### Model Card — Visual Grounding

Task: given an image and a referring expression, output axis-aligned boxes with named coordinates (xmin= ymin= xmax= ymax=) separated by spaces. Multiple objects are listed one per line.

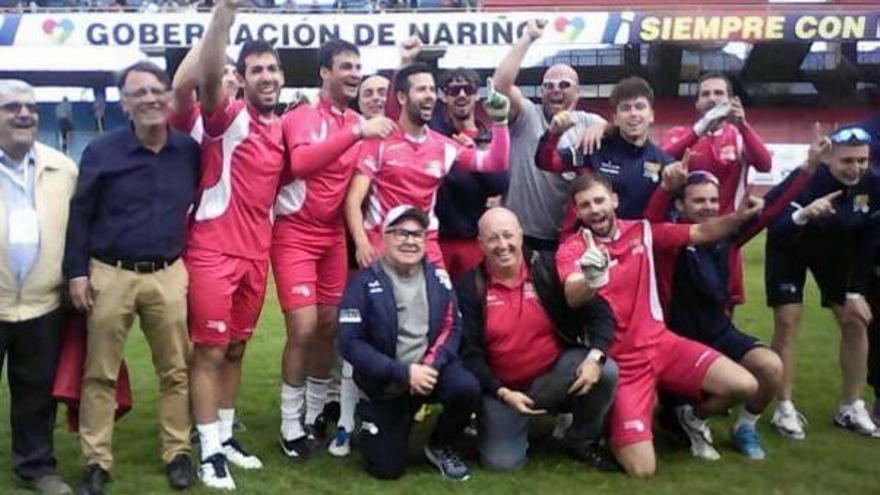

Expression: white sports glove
xmin=693 ymin=102 xmax=730 ymax=136
xmin=578 ymin=230 xmax=610 ymax=289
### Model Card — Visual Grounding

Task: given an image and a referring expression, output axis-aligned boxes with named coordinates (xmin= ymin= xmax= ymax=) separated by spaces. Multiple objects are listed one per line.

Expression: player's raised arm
xmin=198 ymin=0 xmax=239 ymax=114
xmin=492 ymin=19 xmax=545 ymax=123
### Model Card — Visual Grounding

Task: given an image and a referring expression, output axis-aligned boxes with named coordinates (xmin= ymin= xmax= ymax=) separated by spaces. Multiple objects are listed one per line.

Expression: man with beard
xmin=661 ymin=73 xmax=772 ymax=309
xmin=536 ymin=77 xmax=681 ymax=230
xmin=492 ymin=20 xmax=605 ymax=251
xmin=556 ymin=174 xmax=761 ymax=477
xmin=345 ymin=63 xmax=511 ymax=270
xmin=273 ymin=38 xmax=397 ymax=460
xmin=182 ymin=0 xmax=288 ymax=489
xmin=765 ymin=126 xmax=880 ymax=440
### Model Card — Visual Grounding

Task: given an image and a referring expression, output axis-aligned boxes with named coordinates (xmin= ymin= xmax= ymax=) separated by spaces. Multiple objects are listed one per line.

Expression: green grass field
xmin=1 ymin=233 xmax=878 ymax=495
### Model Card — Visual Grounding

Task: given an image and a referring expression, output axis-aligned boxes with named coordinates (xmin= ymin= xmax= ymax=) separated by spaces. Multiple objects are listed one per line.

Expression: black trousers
xmin=0 ymin=309 xmax=63 ymax=481
xmin=356 ymin=360 xmax=480 ymax=480
xmin=868 ymin=281 xmax=880 ymax=398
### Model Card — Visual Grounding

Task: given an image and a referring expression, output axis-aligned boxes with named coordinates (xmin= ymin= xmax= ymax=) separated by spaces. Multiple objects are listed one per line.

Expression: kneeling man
xmin=338 ymin=205 xmax=479 ymax=481
xmin=457 ymin=207 xmax=619 ymax=471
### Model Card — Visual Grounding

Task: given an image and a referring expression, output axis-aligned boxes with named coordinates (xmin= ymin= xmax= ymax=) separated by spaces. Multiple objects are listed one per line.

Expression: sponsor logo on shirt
xmin=598 ymin=160 xmax=620 ymax=176
xmin=643 ymin=161 xmax=661 ymax=183
xmin=339 ymin=308 xmax=362 ymax=324
xmin=368 ymin=280 xmax=384 ymax=294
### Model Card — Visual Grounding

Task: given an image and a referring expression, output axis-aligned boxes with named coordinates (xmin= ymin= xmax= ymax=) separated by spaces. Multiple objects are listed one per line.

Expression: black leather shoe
xmin=165 ymin=454 xmax=195 ymax=490
xmin=75 ymin=464 xmax=109 ymax=495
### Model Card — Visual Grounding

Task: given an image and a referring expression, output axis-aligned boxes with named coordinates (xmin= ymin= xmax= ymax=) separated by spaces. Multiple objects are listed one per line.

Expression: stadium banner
xmin=1 ymin=10 xmax=878 ymax=49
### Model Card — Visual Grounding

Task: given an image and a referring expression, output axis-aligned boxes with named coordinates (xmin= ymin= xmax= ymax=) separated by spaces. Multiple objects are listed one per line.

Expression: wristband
xmin=846 ymin=292 xmax=864 ymax=301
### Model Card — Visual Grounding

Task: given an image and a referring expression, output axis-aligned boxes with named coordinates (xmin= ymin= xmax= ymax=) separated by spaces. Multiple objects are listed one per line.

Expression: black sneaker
xmin=76 ymin=464 xmax=109 ymax=495
xmin=565 ymin=440 xmax=621 ymax=472
xmin=165 ymin=454 xmax=195 ymax=490
xmin=280 ymin=433 xmax=313 ymax=460
xmin=423 ymin=445 xmax=471 ymax=481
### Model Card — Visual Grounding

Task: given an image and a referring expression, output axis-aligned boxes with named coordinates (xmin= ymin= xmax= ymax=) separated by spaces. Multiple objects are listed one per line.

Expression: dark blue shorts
xmin=711 ymin=327 xmax=762 ymax=363
xmin=765 ymin=239 xmax=847 ymax=308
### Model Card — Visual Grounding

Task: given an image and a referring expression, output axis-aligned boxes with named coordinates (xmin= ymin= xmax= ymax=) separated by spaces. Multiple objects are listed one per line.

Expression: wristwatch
xmin=586 ymin=348 xmax=607 ymax=365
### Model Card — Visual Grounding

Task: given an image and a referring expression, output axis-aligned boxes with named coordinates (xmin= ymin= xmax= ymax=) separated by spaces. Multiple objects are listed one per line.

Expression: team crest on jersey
xmin=339 ymin=308 xmax=362 ymax=324
xmin=853 ymin=194 xmax=869 ymax=214
xmin=486 ymin=293 xmax=505 ymax=307
xmin=629 ymin=237 xmax=644 ymax=255
xmin=598 ymin=160 xmax=620 ymax=176
xmin=425 ymin=160 xmax=444 ymax=178
xmin=643 ymin=161 xmax=661 ymax=183
xmin=368 ymin=280 xmax=384 ymax=294
xmin=523 ymin=282 xmax=538 ymax=300
xmin=720 ymin=144 xmax=737 ymax=162
xmin=434 ymin=268 xmax=452 ymax=290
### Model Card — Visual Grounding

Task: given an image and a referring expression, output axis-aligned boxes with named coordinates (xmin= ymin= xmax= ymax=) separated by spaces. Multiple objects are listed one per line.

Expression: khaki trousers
xmin=79 ymin=259 xmax=191 ymax=470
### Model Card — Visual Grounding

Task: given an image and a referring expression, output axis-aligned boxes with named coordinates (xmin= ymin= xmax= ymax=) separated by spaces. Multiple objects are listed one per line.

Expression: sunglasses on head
xmin=542 ymin=79 xmax=576 ymax=91
xmin=1 ymin=101 xmax=38 ymax=114
xmin=831 ymin=127 xmax=871 ymax=145
xmin=443 ymin=84 xmax=477 ymax=97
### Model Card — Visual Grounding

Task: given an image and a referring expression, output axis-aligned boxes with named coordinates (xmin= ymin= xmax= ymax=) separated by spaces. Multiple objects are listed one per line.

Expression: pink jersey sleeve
xmin=661 ymin=126 xmax=699 ymax=159
xmin=453 ymin=124 xmax=510 ymax=173
xmin=738 ymin=123 xmax=772 ymax=172
xmin=202 ymin=96 xmax=242 ymax=139
xmin=354 ymin=139 xmax=383 ymax=179
xmin=169 ymin=104 xmax=200 ymax=135
xmin=282 ymin=107 xmax=360 ymax=179
xmin=650 ymin=222 xmax=692 ymax=251
xmin=555 ymin=234 xmax=585 ymax=283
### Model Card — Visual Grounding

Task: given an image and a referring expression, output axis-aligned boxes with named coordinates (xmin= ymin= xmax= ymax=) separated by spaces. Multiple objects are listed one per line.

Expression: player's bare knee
xmin=624 ymin=460 xmax=656 ymax=479
xmin=225 ymin=341 xmax=247 ymax=362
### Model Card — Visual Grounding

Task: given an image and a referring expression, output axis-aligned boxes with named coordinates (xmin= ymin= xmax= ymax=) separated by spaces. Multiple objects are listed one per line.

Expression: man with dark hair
xmin=661 ymin=71 xmax=772 ymax=309
xmin=536 ymin=76 xmax=681 ymax=230
xmin=181 ymin=0 xmax=288 ymax=489
xmin=385 ymin=39 xmax=509 ymax=280
xmin=64 ymin=60 xmax=200 ymax=494
xmin=170 ymin=43 xmax=241 ymax=142
xmin=273 ymin=37 xmax=396 ymax=460
xmin=765 ymin=126 xmax=880 ymax=440
xmin=492 ymin=20 xmax=605 ymax=251
xmin=345 ymin=62 xmax=511 ymax=270
xmin=556 ymin=173 xmax=761 ymax=477
xmin=456 ymin=207 xmax=618 ymax=471
xmin=643 ymin=128 xmax=826 ymax=459
xmin=0 ymin=79 xmax=78 ymax=495
xmin=355 ymin=75 xmax=390 ymax=119
xmin=338 ymin=205 xmax=479 ymax=481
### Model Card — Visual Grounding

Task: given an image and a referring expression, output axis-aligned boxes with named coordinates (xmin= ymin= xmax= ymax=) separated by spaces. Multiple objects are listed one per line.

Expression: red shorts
xmin=185 ymin=247 xmax=269 ymax=346
xmin=366 ymin=228 xmax=445 ymax=269
xmin=608 ymin=331 xmax=721 ymax=449
xmin=271 ymin=231 xmax=347 ymax=311
xmin=439 ymin=238 xmax=484 ymax=281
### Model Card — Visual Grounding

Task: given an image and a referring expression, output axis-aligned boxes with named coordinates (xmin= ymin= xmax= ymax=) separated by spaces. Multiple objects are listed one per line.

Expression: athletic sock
xmin=777 ymin=400 xmax=795 ymax=413
xmin=734 ymin=408 xmax=760 ymax=430
xmin=281 ymin=383 xmax=306 ymax=440
xmin=218 ymin=408 xmax=235 ymax=443
xmin=197 ymin=422 xmax=222 ymax=461
xmin=339 ymin=362 xmax=357 ymax=433
xmin=305 ymin=376 xmax=331 ymax=426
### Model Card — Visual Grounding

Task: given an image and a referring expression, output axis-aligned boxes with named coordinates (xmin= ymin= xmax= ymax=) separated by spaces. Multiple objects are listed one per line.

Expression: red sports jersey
xmin=169 ymin=103 xmax=205 ymax=143
xmin=484 ymin=264 xmax=562 ymax=390
xmin=556 ymin=220 xmax=691 ymax=357
xmin=274 ymin=98 xmax=362 ymax=236
xmin=661 ymin=122 xmax=772 ymax=214
xmin=355 ymin=125 xmax=509 ymax=232
xmin=187 ymin=97 xmax=285 ymax=260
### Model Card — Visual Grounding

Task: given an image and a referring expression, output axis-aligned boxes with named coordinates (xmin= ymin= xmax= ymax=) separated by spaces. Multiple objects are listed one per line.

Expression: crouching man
xmin=456 ymin=207 xmax=619 ymax=471
xmin=338 ymin=205 xmax=479 ymax=481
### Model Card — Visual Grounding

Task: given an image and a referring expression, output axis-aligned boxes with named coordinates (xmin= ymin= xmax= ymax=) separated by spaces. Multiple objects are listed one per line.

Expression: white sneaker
xmin=327 ymin=427 xmax=351 ymax=457
xmin=552 ymin=413 xmax=573 ymax=440
xmin=771 ymin=402 xmax=807 ymax=440
xmin=675 ymin=405 xmax=721 ymax=461
xmin=834 ymin=400 xmax=880 ymax=438
xmin=199 ymin=453 xmax=236 ymax=490
xmin=222 ymin=438 xmax=263 ymax=469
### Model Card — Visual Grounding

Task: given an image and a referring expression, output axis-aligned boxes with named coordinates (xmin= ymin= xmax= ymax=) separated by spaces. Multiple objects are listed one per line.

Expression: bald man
xmin=356 ymin=75 xmax=389 ymax=119
xmin=492 ymin=21 xmax=605 ymax=250
xmin=455 ymin=207 xmax=618 ymax=471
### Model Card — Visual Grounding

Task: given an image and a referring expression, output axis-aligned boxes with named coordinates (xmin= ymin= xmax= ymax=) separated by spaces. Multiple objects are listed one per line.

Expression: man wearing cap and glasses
xmin=764 ymin=125 xmax=880 ymax=440
xmin=642 ymin=127 xmax=826 ymax=460
xmin=63 ymin=61 xmax=200 ymax=494
xmin=0 ymin=80 xmax=78 ymax=494
xmin=338 ymin=205 xmax=480 ymax=481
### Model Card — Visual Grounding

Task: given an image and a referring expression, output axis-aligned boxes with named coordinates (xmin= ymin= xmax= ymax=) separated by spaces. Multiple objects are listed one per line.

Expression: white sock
xmin=280 ymin=383 xmax=305 ymax=440
xmin=197 ymin=422 xmax=222 ymax=460
xmin=339 ymin=362 xmax=358 ymax=433
xmin=734 ymin=408 xmax=760 ymax=430
xmin=218 ymin=408 xmax=235 ymax=443
xmin=305 ymin=376 xmax=331 ymax=426
xmin=778 ymin=400 xmax=795 ymax=413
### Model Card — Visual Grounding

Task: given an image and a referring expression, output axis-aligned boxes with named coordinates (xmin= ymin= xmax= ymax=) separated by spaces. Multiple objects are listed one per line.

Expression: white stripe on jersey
xmin=642 ymin=219 xmax=665 ymax=323
xmin=195 ymin=108 xmax=249 ymax=221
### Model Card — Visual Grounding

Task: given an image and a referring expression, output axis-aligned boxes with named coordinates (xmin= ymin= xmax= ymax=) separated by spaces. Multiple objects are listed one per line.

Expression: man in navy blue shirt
xmin=765 ymin=126 xmax=880 ymax=440
xmin=536 ymin=77 xmax=680 ymax=231
xmin=63 ymin=61 xmax=200 ymax=495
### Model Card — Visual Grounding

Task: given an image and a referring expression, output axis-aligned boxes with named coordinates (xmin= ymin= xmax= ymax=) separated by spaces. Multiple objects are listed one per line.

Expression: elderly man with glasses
xmin=63 ymin=61 xmax=200 ymax=495
xmin=0 ymin=79 xmax=78 ymax=494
